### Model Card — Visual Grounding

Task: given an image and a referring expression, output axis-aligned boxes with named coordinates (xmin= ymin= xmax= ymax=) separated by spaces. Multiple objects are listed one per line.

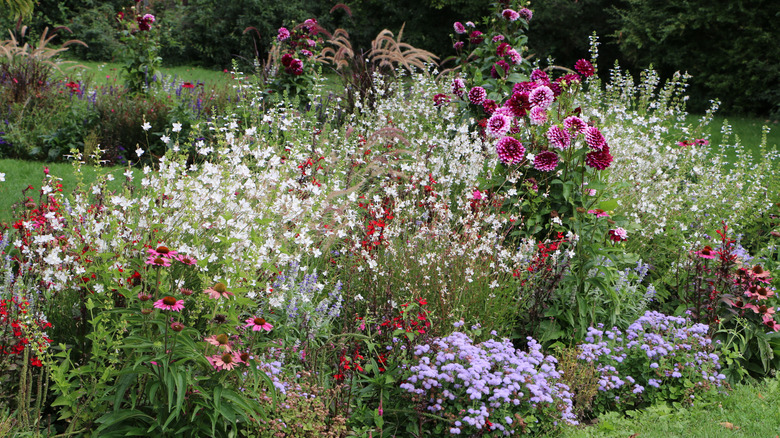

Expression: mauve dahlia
xmin=534 ymin=151 xmax=559 ymax=172
xmin=468 ymin=87 xmax=487 ymax=105
xmin=502 ymin=9 xmax=520 ymax=21
xmin=507 ymin=49 xmax=522 ymax=64
xmin=487 ymin=113 xmax=512 ymax=138
xmin=491 ymin=60 xmax=510 ymax=78
xmin=277 ymin=27 xmax=290 ymax=41
xmin=574 ymin=59 xmax=595 ymax=77
xmin=492 ymin=34 xmax=505 ymax=42
xmin=563 ymin=116 xmax=586 ymax=135
xmin=469 ymin=30 xmax=484 ymax=45
xmin=482 ymin=99 xmax=498 ymax=114
xmin=453 ymin=41 xmax=464 ymax=51
xmin=453 ymin=22 xmax=466 ymax=34
xmin=513 ymin=81 xmax=536 ymax=94
xmin=585 ymin=146 xmax=613 ymax=170
xmin=451 ymin=78 xmax=466 ymax=97
xmin=528 ymin=85 xmax=554 ymax=109
xmin=496 ymin=42 xmax=511 ymax=57
xmin=547 ymin=125 xmax=571 ymax=149
xmin=529 ymin=106 xmax=547 ymax=125
xmin=496 ymin=136 xmax=526 ymax=164
xmin=505 ymin=91 xmax=529 ymax=117
xmin=519 ymin=8 xmax=533 ymax=21
xmin=584 ymin=126 xmax=607 ymax=150
xmin=530 ymin=69 xmax=549 ymax=82
xmin=548 ymin=81 xmax=563 ymax=96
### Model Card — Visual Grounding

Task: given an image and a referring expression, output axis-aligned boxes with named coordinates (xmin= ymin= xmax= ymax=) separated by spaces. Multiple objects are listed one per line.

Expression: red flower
xmin=182 ymin=82 xmax=195 ymax=89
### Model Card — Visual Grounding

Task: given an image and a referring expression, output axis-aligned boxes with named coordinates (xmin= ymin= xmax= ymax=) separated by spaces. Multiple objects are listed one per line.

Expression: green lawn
xmin=562 ymin=377 xmax=780 ymax=437
xmin=689 ymin=113 xmax=780 ymax=165
xmin=0 ymin=160 xmax=137 ymax=226
xmin=55 ymin=59 xmax=235 ymax=90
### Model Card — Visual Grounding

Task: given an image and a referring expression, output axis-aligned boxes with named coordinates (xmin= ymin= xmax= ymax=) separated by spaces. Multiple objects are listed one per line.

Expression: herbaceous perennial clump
xmin=401 ymin=329 xmax=577 ymax=435
xmin=579 ymin=311 xmax=725 ymax=414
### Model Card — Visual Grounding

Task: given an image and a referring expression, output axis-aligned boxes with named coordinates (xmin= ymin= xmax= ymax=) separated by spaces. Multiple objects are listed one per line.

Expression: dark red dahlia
xmin=585 ymin=145 xmax=613 ymax=170
xmin=574 ymin=59 xmax=595 ymax=77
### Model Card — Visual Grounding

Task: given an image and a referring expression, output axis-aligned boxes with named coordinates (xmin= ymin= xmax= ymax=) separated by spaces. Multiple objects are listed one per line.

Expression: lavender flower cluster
xmin=269 ymin=261 xmax=343 ymax=331
xmin=579 ymin=311 xmax=725 ymax=411
xmin=400 ymin=330 xmax=577 ymax=436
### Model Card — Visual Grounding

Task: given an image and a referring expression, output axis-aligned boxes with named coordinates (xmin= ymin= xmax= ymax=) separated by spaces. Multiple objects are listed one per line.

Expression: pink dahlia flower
xmin=451 ymin=78 xmax=466 ymax=97
xmin=547 ymin=125 xmax=571 ymax=149
xmin=502 ymin=9 xmax=520 ymax=21
xmin=277 ymin=27 xmax=290 ymax=41
xmin=534 ymin=151 xmax=559 ymax=172
xmin=496 ymin=136 xmax=526 ymax=164
xmin=528 ymin=85 xmax=554 ymax=109
xmin=453 ymin=22 xmax=466 ymax=34
xmin=585 ymin=146 xmax=613 ymax=170
xmin=487 ymin=113 xmax=512 ymax=138
xmin=529 ymin=106 xmax=547 ymax=125
xmin=575 ymin=59 xmax=595 ymax=77
xmin=608 ymin=227 xmax=628 ymax=242
xmin=563 ymin=116 xmax=587 ymax=135
xmin=584 ymin=126 xmax=607 ymax=150
xmin=468 ymin=87 xmax=487 ymax=105
xmin=519 ymin=8 xmax=533 ymax=21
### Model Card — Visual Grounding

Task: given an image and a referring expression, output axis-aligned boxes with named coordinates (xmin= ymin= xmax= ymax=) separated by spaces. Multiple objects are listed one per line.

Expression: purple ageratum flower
xmin=575 ymin=59 xmax=595 ymax=77
xmin=502 ymin=9 xmax=520 ymax=21
xmin=528 ymin=85 xmax=554 ymax=109
xmin=547 ymin=125 xmax=571 ymax=149
xmin=468 ymin=87 xmax=487 ymax=105
xmin=496 ymin=136 xmax=525 ymax=164
xmin=277 ymin=27 xmax=290 ymax=41
xmin=453 ymin=22 xmax=466 ymax=34
xmin=487 ymin=113 xmax=512 ymax=138
xmin=585 ymin=126 xmax=608 ymax=150
xmin=534 ymin=151 xmax=559 ymax=172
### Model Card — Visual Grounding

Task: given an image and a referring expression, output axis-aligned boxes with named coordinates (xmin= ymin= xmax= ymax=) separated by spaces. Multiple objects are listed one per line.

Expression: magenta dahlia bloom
xmin=547 ymin=125 xmax=571 ymax=150
xmin=584 ymin=126 xmax=607 ymax=150
xmin=563 ymin=116 xmax=587 ymax=135
xmin=507 ymin=49 xmax=522 ymax=64
xmin=492 ymin=34 xmax=505 ymax=43
xmin=453 ymin=41 xmax=464 ymax=51
xmin=585 ymin=146 xmax=613 ymax=170
xmin=487 ymin=113 xmax=512 ymax=138
xmin=608 ymin=227 xmax=628 ymax=242
xmin=153 ymin=296 xmax=184 ymax=312
xmin=502 ymin=9 xmax=520 ymax=21
xmin=468 ymin=86 xmax=487 ymax=105
xmin=505 ymin=92 xmax=529 ymax=117
xmin=529 ymin=106 xmax=547 ymax=125
xmin=528 ymin=85 xmax=554 ymax=109
xmin=530 ymin=69 xmax=549 ymax=83
xmin=496 ymin=42 xmax=511 ymax=57
xmin=575 ymin=59 xmax=595 ymax=77
xmin=558 ymin=73 xmax=581 ymax=86
xmin=277 ymin=27 xmax=290 ymax=41
xmin=469 ymin=30 xmax=484 ymax=45
xmin=490 ymin=60 xmax=510 ymax=78
xmin=513 ymin=82 xmax=536 ymax=94
xmin=519 ymin=8 xmax=533 ymax=21
xmin=451 ymin=78 xmax=466 ymax=97
xmin=533 ymin=151 xmax=559 ymax=172
xmin=453 ymin=22 xmax=466 ymax=34
xmin=496 ymin=136 xmax=526 ymax=164
xmin=433 ymin=93 xmax=450 ymax=106
xmin=482 ymin=99 xmax=498 ymax=114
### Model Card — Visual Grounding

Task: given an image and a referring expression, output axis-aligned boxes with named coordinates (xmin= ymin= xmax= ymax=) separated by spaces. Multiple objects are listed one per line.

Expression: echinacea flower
xmin=496 ymin=136 xmax=526 ymax=165
xmin=145 ymin=255 xmax=171 ymax=267
xmin=204 ymin=282 xmax=235 ymax=300
xmin=170 ymin=322 xmax=185 ymax=332
xmin=695 ymin=245 xmax=717 ymax=259
xmin=208 ymin=352 xmax=242 ymax=371
xmin=749 ymin=265 xmax=771 ymax=279
xmin=147 ymin=245 xmax=178 ymax=257
xmin=138 ymin=292 xmax=152 ymax=302
xmin=205 ymin=333 xmax=233 ymax=351
xmin=533 ymin=151 xmax=559 ymax=172
xmin=245 ymin=317 xmax=274 ymax=332
xmin=153 ymin=296 xmax=184 ymax=312
xmin=587 ymin=209 xmax=610 ymax=218
xmin=182 ymin=82 xmax=195 ymax=89
xmin=175 ymin=253 xmax=198 ymax=265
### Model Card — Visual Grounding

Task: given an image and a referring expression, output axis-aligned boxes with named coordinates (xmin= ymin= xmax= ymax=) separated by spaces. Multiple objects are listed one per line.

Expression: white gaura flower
xmin=142 ymin=122 xmax=151 ymax=131
xmin=172 ymin=122 xmax=182 ymax=132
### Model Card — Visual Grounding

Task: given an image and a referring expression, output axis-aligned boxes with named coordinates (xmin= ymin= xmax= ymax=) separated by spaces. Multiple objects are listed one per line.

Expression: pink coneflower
xmin=277 ymin=27 xmax=290 ymax=41
xmin=547 ymin=125 xmax=571 ymax=149
xmin=245 ymin=317 xmax=274 ymax=332
xmin=204 ymin=282 xmax=235 ymax=300
xmin=529 ymin=106 xmax=547 ymax=125
xmin=695 ymin=245 xmax=718 ymax=259
xmin=588 ymin=209 xmax=610 ymax=218
xmin=496 ymin=136 xmax=526 ymax=165
xmin=563 ymin=116 xmax=587 ymax=135
xmin=518 ymin=8 xmax=533 ymax=21
xmin=145 ymin=255 xmax=171 ymax=267
xmin=154 ymin=296 xmax=184 ymax=312
xmin=205 ymin=333 xmax=233 ymax=351
xmin=534 ymin=151 xmax=559 ymax=172
xmin=749 ymin=265 xmax=771 ymax=279
xmin=764 ymin=318 xmax=780 ymax=332
xmin=585 ymin=146 xmax=613 ymax=170
xmin=451 ymin=78 xmax=466 ymax=97
xmin=138 ymin=292 xmax=152 ymax=302
xmin=608 ymin=227 xmax=628 ymax=242
xmin=574 ymin=59 xmax=595 ymax=77
xmin=487 ymin=113 xmax=512 ymax=138
xmin=530 ymin=69 xmax=548 ymax=83
xmin=585 ymin=126 xmax=607 ymax=150
xmin=147 ymin=245 xmax=178 ymax=257
xmin=468 ymin=87 xmax=487 ymax=105
xmin=180 ymin=287 xmax=194 ymax=296
xmin=208 ymin=352 xmax=241 ymax=371
xmin=170 ymin=322 xmax=185 ymax=332
xmin=175 ymin=253 xmax=198 ymax=265
xmin=695 ymin=139 xmax=710 ymax=146
xmin=453 ymin=22 xmax=466 ymax=34
xmin=502 ymin=9 xmax=520 ymax=21
xmin=528 ymin=85 xmax=554 ymax=109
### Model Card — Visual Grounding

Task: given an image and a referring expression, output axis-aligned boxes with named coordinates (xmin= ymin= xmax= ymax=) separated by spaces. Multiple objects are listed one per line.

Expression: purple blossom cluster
xmin=401 ymin=331 xmax=577 ymax=435
xmin=579 ymin=311 xmax=725 ymax=411
xmin=270 ymin=262 xmax=343 ymax=330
